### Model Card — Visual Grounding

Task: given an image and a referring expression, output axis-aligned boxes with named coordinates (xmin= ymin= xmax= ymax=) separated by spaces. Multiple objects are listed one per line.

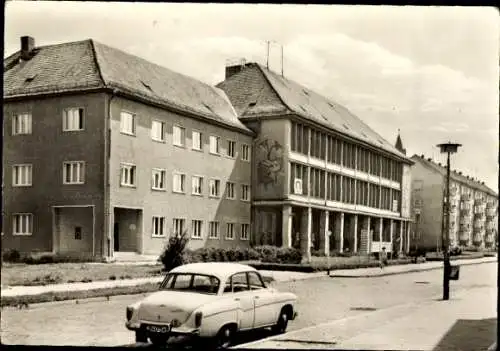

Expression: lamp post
xmin=437 ymin=142 xmax=462 ymax=301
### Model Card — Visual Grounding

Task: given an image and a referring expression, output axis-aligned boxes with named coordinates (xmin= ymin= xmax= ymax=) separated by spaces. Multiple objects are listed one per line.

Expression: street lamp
xmin=437 ymin=142 xmax=462 ymax=301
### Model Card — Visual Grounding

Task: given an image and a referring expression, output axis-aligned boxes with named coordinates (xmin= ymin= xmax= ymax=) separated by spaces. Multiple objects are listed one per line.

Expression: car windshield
xmin=159 ymin=273 xmax=220 ymax=295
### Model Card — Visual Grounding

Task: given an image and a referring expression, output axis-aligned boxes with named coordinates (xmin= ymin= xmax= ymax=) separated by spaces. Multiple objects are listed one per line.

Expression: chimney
xmin=21 ymin=36 xmax=35 ymax=61
xmin=225 ymin=59 xmax=251 ymax=80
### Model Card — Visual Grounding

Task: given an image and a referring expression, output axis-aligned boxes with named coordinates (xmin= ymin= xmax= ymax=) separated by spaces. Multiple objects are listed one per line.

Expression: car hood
xmin=138 ymin=290 xmax=218 ymax=324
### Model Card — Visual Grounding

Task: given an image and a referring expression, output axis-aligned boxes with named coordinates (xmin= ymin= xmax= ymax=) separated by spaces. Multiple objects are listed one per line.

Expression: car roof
xmin=169 ymin=262 xmax=258 ymax=280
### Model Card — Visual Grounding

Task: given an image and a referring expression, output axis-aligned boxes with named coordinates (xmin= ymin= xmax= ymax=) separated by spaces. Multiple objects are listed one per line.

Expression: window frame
xmin=173 ymin=218 xmax=186 ymax=236
xmin=62 ymin=107 xmax=85 ymax=132
xmin=120 ymin=163 xmax=137 ymax=187
xmin=172 ymin=172 xmax=186 ymax=194
xmin=120 ymin=110 xmax=136 ymax=136
xmin=151 ymin=168 xmax=166 ymax=191
xmin=226 ymin=140 xmax=236 ymax=158
xmin=191 ymin=220 xmax=203 ymax=239
xmin=63 ymin=161 xmax=85 ymax=185
xmin=209 ymin=178 xmax=221 ymax=198
xmin=241 ymin=184 xmax=250 ymax=202
xmin=152 ymin=216 xmax=166 ymax=237
xmin=208 ymin=221 xmax=220 ymax=239
xmin=240 ymin=223 xmax=250 ymax=240
xmin=192 ymin=130 xmax=203 ymax=151
xmin=173 ymin=125 xmax=186 ymax=147
xmin=209 ymin=135 xmax=220 ymax=155
xmin=12 ymin=213 xmax=33 ymax=236
xmin=151 ymin=120 xmax=166 ymax=142
xmin=12 ymin=164 xmax=32 ymax=187
xmin=226 ymin=222 xmax=235 ymax=240
xmin=191 ymin=175 xmax=204 ymax=196
xmin=241 ymin=144 xmax=250 ymax=162
xmin=12 ymin=113 xmax=32 ymax=135
xmin=226 ymin=182 xmax=235 ymax=199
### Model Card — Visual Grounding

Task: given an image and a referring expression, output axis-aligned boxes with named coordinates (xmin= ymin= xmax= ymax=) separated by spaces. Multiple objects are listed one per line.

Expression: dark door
xmin=114 ymin=223 xmax=119 ymax=252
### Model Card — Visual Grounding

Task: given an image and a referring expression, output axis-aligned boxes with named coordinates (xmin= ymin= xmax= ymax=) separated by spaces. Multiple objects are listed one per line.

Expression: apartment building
xmin=3 ymin=37 xmax=254 ymax=258
xmin=218 ymin=62 xmax=414 ymax=260
xmin=410 ymin=155 xmax=498 ymax=250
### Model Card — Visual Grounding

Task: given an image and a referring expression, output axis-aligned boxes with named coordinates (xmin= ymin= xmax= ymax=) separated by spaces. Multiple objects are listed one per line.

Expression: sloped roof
xmin=4 ymin=39 xmax=252 ymax=134
xmin=217 ymin=63 xmax=410 ymax=162
xmin=411 ymin=154 xmax=497 ymax=196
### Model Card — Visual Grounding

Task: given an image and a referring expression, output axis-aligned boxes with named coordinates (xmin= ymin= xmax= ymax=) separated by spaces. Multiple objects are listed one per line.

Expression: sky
xmin=4 ymin=2 xmax=499 ymax=190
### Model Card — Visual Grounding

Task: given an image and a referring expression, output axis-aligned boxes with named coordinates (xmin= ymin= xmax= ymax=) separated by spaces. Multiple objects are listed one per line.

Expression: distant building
xmin=219 ymin=62 xmax=415 ymax=260
xmin=3 ymin=36 xmax=254 ymax=258
xmin=410 ymin=155 xmax=498 ymax=251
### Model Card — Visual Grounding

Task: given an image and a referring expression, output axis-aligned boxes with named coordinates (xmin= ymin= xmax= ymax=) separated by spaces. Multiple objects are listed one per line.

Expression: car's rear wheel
xmin=135 ymin=330 xmax=147 ymax=343
xmin=272 ymin=307 xmax=290 ymax=334
xmin=215 ymin=324 xmax=235 ymax=349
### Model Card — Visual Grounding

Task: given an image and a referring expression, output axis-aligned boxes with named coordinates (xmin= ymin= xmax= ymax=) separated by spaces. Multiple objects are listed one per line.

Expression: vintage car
xmin=125 ymin=262 xmax=298 ymax=348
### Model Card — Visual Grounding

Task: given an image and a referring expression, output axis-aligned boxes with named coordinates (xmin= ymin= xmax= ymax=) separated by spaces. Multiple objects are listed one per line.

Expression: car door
xmin=223 ymin=272 xmax=254 ymax=330
xmin=247 ymin=271 xmax=279 ymax=328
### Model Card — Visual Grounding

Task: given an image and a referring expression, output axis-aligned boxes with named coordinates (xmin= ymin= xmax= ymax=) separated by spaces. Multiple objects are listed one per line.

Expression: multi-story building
xmin=218 ymin=62 xmax=414 ymax=260
xmin=3 ymin=36 xmax=254 ymax=258
xmin=410 ymin=155 xmax=498 ymax=251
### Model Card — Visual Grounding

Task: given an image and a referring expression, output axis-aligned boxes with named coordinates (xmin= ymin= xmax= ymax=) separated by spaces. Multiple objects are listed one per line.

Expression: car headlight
xmin=126 ymin=307 xmax=134 ymax=321
xmin=194 ymin=312 xmax=203 ymax=328
xmin=171 ymin=319 xmax=181 ymax=328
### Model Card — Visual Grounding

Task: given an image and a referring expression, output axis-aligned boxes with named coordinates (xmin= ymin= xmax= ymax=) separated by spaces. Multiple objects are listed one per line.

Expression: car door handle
xmin=254 ymin=296 xmax=260 ymax=299
xmin=234 ymin=298 xmax=240 ymax=301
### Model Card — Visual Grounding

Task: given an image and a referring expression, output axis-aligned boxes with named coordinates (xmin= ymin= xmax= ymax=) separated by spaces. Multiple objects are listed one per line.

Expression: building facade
xmin=410 ymin=155 xmax=498 ymax=251
xmin=3 ymin=37 xmax=254 ymax=258
xmin=218 ymin=62 xmax=414 ymax=261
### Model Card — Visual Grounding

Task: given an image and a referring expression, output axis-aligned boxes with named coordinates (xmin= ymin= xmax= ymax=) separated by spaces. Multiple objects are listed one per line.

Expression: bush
xmin=254 ymin=245 xmax=279 ymax=263
xmin=159 ymin=231 xmax=190 ymax=272
xmin=276 ymin=247 xmax=303 ymax=264
xmin=311 ymin=250 xmax=326 ymax=257
xmin=2 ymin=249 xmax=21 ymax=263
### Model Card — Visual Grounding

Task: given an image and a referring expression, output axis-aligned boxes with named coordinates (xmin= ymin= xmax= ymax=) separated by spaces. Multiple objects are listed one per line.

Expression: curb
xmin=329 ymin=258 xmax=496 ymax=278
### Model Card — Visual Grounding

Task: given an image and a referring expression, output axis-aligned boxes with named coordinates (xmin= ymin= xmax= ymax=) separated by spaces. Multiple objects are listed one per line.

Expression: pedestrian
xmin=379 ymin=247 xmax=388 ymax=269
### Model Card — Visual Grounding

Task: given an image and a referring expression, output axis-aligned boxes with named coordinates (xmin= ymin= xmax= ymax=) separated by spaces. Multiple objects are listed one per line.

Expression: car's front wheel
xmin=215 ymin=324 xmax=236 ymax=349
xmin=271 ymin=307 xmax=290 ymax=334
xmin=135 ymin=330 xmax=147 ymax=343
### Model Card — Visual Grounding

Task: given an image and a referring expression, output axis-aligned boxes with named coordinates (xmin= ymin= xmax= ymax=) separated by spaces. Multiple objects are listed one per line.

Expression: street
xmin=1 ymin=262 xmax=496 ymax=348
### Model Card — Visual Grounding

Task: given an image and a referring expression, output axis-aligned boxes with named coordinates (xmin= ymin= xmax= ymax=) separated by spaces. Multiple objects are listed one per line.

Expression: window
xmin=173 ymin=173 xmax=186 ymax=193
xmin=226 ymin=222 xmax=235 ymax=239
xmin=152 ymin=216 xmax=166 ymax=237
xmin=120 ymin=111 xmax=136 ymax=135
xmin=173 ymin=125 xmax=185 ymax=146
xmin=192 ymin=131 xmax=202 ymax=150
xmin=151 ymin=169 xmax=166 ymax=190
xmin=63 ymin=161 xmax=85 ymax=184
xmin=209 ymin=136 xmax=220 ymax=154
xmin=192 ymin=220 xmax=203 ymax=239
xmin=226 ymin=182 xmax=235 ymax=199
xmin=241 ymin=224 xmax=250 ymax=240
xmin=192 ymin=176 xmax=203 ymax=195
xmin=209 ymin=179 xmax=221 ymax=197
xmin=227 ymin=140 xmax=236 ymax=158
xmin=120 ymin=163 xmax=136 ymax=187
xmin=241 ymin=144 xmax=250 ymax=161
xmin=248 ymin=271 xmax=266 ymax=290
xmin=173 ymin=218 xmax=185 ymax=236
xmin=151 ymin=120 xmax=165 ymax=142
xmin=209 ymin=221 xmax=220 ymax=239
xmin=12 ymin=164 xmax=32 ymax=186
xmin=241 ymin=184 xmax=250 ymax=201
xmin=12 ymin=113 xmax=32 ymax=135
xmin=13 ymin=214 xmax=33 ymax=236
xmin=160 ymin=273 xmax=220 ymax=295
xmin=224 ymin=272 xmax=248 ymax=293
xmin=63 ymin=108 xmax=84 ymax=131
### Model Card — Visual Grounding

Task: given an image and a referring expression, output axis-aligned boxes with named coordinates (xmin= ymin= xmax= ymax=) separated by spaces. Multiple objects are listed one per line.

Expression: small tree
xmin=159 ymin=231 xmax=190 ymax=272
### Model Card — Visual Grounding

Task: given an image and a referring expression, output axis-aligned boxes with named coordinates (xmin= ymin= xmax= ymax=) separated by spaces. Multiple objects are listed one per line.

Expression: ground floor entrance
xmin=253 ymin=204 xmax=412 ymax=261
xmin=52 ymin=206 xmax=95 ymax=256
xmin=112 ymin=207 xmax=143 ymax=256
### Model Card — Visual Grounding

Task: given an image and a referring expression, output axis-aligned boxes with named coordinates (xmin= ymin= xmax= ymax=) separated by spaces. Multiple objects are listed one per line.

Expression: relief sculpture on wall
xmin=255 ymin=137 xmax=284 ymax=189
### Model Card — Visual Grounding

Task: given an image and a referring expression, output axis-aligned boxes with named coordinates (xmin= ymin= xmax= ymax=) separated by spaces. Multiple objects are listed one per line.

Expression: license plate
xmin=144 ymin=324 xmax=170 ymax=334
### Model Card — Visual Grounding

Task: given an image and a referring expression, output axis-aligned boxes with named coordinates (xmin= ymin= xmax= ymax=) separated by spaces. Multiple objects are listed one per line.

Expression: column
xmin=406 ymin=221 xmax=411 ymax=253
xmin=108 ymin=208 xmax=114 ymax=258
xmin=399 ymin=220 xmax=404 ymax=253
xmin=360 ymin=216 xmax=370 ymax=254
xmin=389 ymin=219 xmax=394 ymax=258
xmin=319 ymin=210 xmax=330 ymax=256
xmin=339 ymin=213 xmax=345 ymax=253
xmin=281 ymin=205 xmax=292 ymax=248
xmin=353 ymin=215 xmax=358 ymax=253
xmin=300 ymin=207 xmax=312 ymax=263
xmin=379 ymin=218 xmax=383 ymax=249
xmin=367 ymin=216 xmax=371 ymax=254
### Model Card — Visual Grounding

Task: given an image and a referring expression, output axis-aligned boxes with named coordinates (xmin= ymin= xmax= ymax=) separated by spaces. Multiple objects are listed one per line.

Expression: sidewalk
xmin=1 ymin=256 xmax=495 ymax=298
xmin=235 ymin=286 xmax=497 ymax=350
xmin=329 ymin=256 xmax=497 ymax=278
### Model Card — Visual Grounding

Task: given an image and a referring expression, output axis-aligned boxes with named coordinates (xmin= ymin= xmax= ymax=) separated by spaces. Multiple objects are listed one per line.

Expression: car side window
xmin=223 ymin=272 xmax=249 ymax=294
xmin=248 ymin=271 xmax=266 ymax=290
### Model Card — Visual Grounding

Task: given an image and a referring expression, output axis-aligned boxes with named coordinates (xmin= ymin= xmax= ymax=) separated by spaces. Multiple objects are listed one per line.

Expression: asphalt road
xmin=1 ymin=262 xmax=496 ymax=348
